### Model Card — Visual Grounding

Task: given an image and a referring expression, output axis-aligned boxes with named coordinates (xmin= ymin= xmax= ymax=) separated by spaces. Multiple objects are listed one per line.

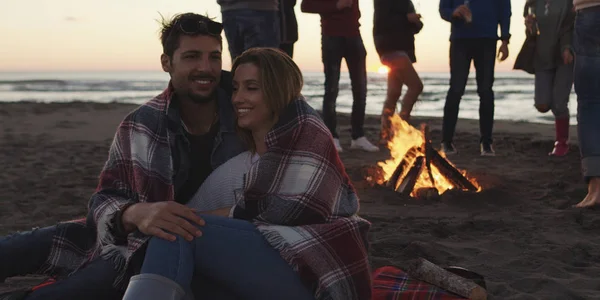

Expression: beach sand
xmin=1 ymin=102 xmax=599 ymax=299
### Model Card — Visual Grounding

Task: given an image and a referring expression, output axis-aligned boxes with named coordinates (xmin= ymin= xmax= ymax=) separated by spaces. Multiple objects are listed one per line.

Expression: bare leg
xmin=380 ymin=55 xmax=423 ymax=141
xmin=575 ymin=177 xmax=600 ymax=208
xmin=398 ymin=62 xmax=424 ymax=121
xmin=380 ymin=68 xmax=403 ymax=143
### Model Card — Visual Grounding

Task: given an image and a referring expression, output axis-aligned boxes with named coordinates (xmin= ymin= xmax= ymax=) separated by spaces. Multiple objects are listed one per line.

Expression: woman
xmin=122 ymin=48 xmax=373 ymax=300
xmin=525 ymin=0 xmax=575 ymax=156
xmin=373 ymin=0 xmax=424 ymax=143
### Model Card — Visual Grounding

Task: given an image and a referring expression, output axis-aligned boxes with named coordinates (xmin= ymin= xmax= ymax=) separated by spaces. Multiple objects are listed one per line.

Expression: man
xmin=0 ymin=13 xmax=245 ymax=299
xmin=301 ymin=0 xmax=379 ymax=153
xmin=439 ymin=0 xmax=512 ymax=156
xmin=573 ymin=0 xmax=600 ymax=208
xmin=217 ymin=0 xmax=281 ymax=61
xmin=279 ymin=0 xmax=299 ymax=57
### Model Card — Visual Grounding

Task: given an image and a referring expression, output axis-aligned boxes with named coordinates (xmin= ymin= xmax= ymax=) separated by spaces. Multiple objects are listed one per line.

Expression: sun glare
xmin=378 ymin=66 xmax=390 ymax=74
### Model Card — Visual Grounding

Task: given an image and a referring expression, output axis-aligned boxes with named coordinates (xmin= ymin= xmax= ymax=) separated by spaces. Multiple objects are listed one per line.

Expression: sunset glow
xmin=0 ymin=0 xmax=529 ymax=72
xmin=378 ymin=66 xmax=390 ymax=74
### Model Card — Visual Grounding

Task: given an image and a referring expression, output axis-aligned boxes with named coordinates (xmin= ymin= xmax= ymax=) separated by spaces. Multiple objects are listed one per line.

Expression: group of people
xmin=0 ymin=0 xmax=598 ymax=299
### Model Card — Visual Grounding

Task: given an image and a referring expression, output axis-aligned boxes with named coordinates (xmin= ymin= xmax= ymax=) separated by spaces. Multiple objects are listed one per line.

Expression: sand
xmin=1 ymin=102 xmax=599 ymax=299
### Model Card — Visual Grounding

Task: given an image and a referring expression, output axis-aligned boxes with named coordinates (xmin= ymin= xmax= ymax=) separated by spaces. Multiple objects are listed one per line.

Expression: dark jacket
xmin=439 ymin=0 xmax=512 ymax=41
xmin=373 ymin=0 xmax=423 ymax=62
xmin=301 ymin=0 xmax=362 ymax=37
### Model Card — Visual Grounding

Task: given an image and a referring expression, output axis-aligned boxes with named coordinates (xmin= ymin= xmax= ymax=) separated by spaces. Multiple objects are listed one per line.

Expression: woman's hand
xmin=407 ymin=13 xmax=422 ymax=24
xmin=525 ymin=15 xmax=536 ymax=33
xmin=562 ymin=49 xmax=574 ymax=65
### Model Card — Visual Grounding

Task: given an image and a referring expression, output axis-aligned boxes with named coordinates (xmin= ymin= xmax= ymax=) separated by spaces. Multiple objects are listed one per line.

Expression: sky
xmin=0 ymin=0 xmax=528 ymax=73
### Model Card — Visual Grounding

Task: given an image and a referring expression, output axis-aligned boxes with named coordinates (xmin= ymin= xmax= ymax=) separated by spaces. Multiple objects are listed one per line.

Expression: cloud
xmin=64 ymin=16 xmax=79 ymax=22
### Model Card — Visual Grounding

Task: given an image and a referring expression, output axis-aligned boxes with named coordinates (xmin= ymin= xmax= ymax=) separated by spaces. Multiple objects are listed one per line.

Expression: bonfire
xmin=369 ymin=114 xmax=481 ymax=199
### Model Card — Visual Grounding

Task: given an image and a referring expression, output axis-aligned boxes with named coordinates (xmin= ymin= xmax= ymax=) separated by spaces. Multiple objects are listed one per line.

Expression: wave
xmin=0 ymin=79 xmax=168 ymax=92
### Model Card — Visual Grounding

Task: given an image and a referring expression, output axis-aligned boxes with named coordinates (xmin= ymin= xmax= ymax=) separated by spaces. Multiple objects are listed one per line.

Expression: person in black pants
xmin=439 ymin=0 xmax=512 ymax=156
xmin=373 ymin=0 xmax=424 ymax=144
xmin=279 ymin=0 xmax=298 ymax=58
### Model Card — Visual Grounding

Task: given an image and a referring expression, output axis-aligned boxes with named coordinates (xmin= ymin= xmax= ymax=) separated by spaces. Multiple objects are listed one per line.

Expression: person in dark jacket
xmin=373 ymin=0 xmax=424 ymax=143
xmin=439 ymin=0 xmax=512 ymax=157
xmin=279 ymin=0 xmax=299 ymax=57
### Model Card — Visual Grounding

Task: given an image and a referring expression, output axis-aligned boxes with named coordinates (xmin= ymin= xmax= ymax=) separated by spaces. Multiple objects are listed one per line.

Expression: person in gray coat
xmin=524 ymin=0 xmax=575 ymax=157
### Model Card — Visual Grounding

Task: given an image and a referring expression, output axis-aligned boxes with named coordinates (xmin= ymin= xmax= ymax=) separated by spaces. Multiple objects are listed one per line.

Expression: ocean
xmin=0 ymin=71 xmax=577 ymax=125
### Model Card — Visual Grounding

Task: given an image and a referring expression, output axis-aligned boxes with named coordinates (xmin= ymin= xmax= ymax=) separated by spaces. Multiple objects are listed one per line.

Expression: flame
xmin=374 ymin=114 xmax=481 ymax=197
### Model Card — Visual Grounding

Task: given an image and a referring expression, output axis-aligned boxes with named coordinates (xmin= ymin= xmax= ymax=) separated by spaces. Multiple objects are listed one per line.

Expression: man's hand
xmin=407 ymin=13 xmax=422 ymax=24
xmin=562 ymin=49 xmax=574 ymax=65
xmin=452 ymin=5 xmax=471 ymax=20
xmin=122 ymin=202 xmax=205 ymax=242
xmin=498 ymin=41 xmax=509 ymax=61
xmin=336 ymin=0 xmax=352 ymax=10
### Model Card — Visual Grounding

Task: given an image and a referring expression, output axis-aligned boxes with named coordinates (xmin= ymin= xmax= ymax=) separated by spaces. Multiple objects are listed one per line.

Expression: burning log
xmin=406 ymin=258 xmax=487 ymax=300
xmin=374 ymin=114 xmax=480 ymax=197
xmin=414 ymin=187 xmax=440 ymax=201
xmin=429 ymin=147 xmax=478 ymax=192
xmin=395 ymin=156 xmax=425 ymax=195
xmin=385 ymin=147 xmax=420 ymax=189
xmin=385 ymin=124 xmax=478 ymax=196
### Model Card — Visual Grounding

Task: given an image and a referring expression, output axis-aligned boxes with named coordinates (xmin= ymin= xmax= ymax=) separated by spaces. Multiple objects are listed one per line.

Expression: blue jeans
xmin=222 ymin=10 xmax=281 ymax=61
xmin=0 ymin=226 xmax=54 ymax=281
xmin=574 ymin=5 xmax=600 ymax=181
xmin=140 ymin=215 xmax=314 ymax=300
xmin=442 ymin=38 xmax=497 ymax=145
xmin=321 ymin=35 xmax=368 ymax=139
xmin=0 ymin=224 xmax=121 ymax=300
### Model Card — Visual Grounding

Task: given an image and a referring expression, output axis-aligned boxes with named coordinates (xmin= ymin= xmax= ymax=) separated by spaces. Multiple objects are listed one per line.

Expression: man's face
xmin=162 ymin=34 xmax=222 ymax=104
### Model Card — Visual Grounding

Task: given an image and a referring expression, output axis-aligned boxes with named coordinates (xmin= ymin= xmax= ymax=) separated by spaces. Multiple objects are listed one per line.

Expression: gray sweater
xmin=186 ymin=151 xmax=257 ymax=211
xmin=217 ymin=0 xmax=279 ymax=12
xmin=530 ymin=0 xmax=575 ymax=70
xmin=574 ymin=0 xmax=600 ymax=9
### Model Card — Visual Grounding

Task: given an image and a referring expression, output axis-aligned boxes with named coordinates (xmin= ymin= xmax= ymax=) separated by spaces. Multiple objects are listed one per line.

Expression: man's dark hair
xmin=159 ymin=13 xmax=223 ymax=57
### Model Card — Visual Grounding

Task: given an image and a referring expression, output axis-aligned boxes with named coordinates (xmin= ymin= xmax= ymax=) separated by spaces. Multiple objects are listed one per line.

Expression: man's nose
xmin=194 ymin=56 xmax=211 ymax=71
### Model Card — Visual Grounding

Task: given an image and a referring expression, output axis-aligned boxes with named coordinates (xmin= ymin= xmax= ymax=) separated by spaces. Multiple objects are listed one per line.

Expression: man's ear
xmin=161 ymin=54 xmax=171 ymax=73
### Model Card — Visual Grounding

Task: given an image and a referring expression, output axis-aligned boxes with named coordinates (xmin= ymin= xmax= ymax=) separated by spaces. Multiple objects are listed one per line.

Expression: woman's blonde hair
xmin=231 ymin=47 xmax=304 ymax=152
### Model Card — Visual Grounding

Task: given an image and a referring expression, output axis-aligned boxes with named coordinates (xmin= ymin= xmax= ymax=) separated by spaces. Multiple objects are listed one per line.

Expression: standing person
xmin=279 ymin=0 xmax=299 ymax=57
xmin=301 ymin=0 xmax=380 ymax=153
xmin=374 ymin=0 xmax=425 ymax=144
xmin=439 ymin=0 xmax=512 ymax=156
xmin=217 ymin=0 xmax=281 ymax=61
xmin=573 ymin=0 xmax=600 ymax=208
xmin=0 ymin=13 xmax=247 ymax=299
xmin=524 ymin=0 xmax=575 ymax=157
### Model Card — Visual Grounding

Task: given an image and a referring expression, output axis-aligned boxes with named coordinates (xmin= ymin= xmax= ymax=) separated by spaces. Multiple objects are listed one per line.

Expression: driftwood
xmin=395 ymin=156 xmax=424 ymax=195
xmin=406 ymin=258 xmax=487 ymax=300
xmin=386 ymin=147 xmax=420 ymax=189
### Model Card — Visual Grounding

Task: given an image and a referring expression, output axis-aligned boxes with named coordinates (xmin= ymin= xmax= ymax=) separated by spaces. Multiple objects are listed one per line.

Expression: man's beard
xmin=188 ymin=89 xmax=217 ymax=104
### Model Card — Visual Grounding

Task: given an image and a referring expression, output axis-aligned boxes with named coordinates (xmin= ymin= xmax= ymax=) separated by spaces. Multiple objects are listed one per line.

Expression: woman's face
xmin=232 ymin=63 xmax=274 ymax=132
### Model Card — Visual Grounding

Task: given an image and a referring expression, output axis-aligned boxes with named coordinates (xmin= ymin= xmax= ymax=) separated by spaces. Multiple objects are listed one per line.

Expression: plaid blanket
xmin=372 ymin=266 xmax=466 ymax=300
xmin=41 ymin=85 xmax=177 ymax=288
xmin=233 ymin=98 xmax=372 ymax=300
